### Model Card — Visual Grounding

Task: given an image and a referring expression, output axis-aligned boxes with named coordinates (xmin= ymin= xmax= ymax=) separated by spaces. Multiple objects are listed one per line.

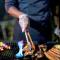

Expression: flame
xmin=16 ymin=40 xmax=24 ymax=58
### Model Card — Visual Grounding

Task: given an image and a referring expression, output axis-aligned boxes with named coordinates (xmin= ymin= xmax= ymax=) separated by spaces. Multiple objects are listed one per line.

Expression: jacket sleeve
xmin=5 ymin=0 xmax=17 ymax=11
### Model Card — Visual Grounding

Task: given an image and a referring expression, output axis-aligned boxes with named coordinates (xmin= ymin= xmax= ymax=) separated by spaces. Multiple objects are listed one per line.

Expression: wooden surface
xmin=44 ymin=46 xmax=60 ymax=60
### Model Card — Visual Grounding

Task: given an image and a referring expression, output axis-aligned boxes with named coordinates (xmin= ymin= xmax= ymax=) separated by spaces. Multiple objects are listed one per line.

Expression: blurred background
xmin=0 ymin=0 xmax=59 ymax=42
xmin=0 ymin=0 xmax=16 ymax=41
xmin=0 ymin=0 xmax=59 ymax=60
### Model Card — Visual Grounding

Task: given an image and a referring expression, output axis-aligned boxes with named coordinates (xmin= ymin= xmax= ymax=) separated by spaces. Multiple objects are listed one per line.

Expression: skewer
xmin=25 ymin=31 xmax=31 ymax=50
xmin=27 ymin=32 xmax=35 ymax=50
xmin=23 ymin=31 xmax=35 ymax=56
xmin=23 ymin=31 xmax=32 ymax=56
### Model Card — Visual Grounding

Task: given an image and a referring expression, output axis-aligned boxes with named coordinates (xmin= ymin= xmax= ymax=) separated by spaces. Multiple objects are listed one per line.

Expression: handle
xmin=25 ymin=31 xmax=31 ymax=50
xmin=27 ymin=32 xmax=35 ymax=50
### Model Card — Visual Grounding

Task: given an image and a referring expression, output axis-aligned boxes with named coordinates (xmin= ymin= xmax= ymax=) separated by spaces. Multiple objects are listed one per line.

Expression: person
xmin=5 ymin=0 xmax=52 ymax=57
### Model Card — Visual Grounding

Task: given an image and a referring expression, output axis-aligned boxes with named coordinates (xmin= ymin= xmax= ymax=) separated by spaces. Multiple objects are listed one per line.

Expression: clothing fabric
xmin=5 ymin=0 xmax=52 ymax=45
xmin=13 ymin=19 xmax=51 ymax=45
xmin=5 ymin=0 xmax=51 ymax=21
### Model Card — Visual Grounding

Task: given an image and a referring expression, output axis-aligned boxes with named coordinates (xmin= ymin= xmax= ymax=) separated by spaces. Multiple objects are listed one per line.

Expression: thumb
xmin=22 ymin=28 xmax=25 ymax=32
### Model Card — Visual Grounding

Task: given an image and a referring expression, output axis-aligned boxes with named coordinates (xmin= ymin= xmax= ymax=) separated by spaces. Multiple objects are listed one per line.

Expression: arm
xmin=5 ymin=0 xmax=23 ymax=18
xmin=5 ymin=0 xmax=29 ymax=32
xmin=6 ymin=6 xmax=23 ymax=18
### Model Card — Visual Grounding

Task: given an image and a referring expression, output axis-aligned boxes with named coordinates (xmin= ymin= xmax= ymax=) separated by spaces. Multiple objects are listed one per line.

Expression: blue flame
xmin=16 ymin=40 xmax=24 ymax=58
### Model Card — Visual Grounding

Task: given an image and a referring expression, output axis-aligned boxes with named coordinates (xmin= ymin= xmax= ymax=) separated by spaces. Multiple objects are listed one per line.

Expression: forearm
xmin=7 ymin=6 xmax=23 ymax=18
xmin=6 ymin=6 xmax=29 ymax=32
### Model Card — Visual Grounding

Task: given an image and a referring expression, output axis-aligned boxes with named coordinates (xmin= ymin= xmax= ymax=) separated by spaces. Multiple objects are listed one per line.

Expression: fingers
xmin=19 ymin=14 xmax=29 ymax=32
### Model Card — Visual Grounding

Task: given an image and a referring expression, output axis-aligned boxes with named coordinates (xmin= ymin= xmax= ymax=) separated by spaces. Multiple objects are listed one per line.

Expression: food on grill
xmin=0 ymin=42 xmax=11 ymax=51
xmin=44 ymin=45 xmax=60 ymax=60
xmin=54 ymin=44 xmax=60 ymax=49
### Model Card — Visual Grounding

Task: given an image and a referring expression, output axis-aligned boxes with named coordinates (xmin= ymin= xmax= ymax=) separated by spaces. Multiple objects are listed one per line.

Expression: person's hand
xmin=19 ymin=14 xmax=29 ymax=32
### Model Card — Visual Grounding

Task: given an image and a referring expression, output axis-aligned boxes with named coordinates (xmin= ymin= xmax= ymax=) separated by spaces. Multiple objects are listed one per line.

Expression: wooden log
xmin=44 ymin=47 xmax=60 ymax=60
xmin=48 ymin=50 xmax=60 ymax=59
xmin=50 ymin=48 xmax=60 ymax=57
xmin=44 ymin=52 xmax=56 ymax=60
xmin=51 ymin=47 xmax=60 ymax=54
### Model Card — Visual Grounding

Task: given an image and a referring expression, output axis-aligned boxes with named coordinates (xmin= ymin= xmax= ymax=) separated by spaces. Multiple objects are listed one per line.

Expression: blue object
xmin=15 ymin=40 xmax=24 ymax=58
